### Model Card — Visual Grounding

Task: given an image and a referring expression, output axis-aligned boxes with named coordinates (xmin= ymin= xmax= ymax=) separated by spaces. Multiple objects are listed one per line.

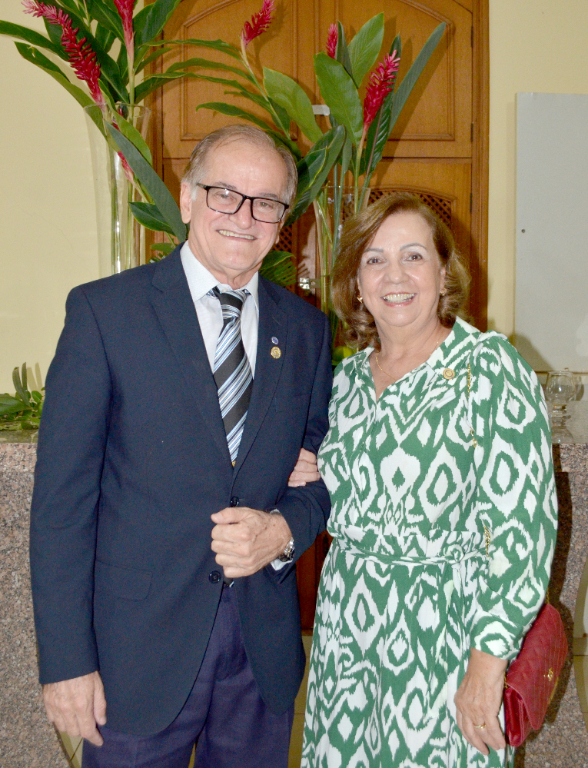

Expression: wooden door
xmin=153 ymin=0 xmax=488 ymax=630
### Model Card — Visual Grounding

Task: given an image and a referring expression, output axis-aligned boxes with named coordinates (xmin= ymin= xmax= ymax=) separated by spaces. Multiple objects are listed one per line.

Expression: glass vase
xmin=84 ymin=104 xmax=151 ymax=276
xmin=312 ymin=185 xmax=371 ymax=314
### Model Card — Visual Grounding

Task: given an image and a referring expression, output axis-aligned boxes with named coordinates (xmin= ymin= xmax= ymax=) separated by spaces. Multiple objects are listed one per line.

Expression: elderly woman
xmin=301 ymin=192 xmax=557 ymax=767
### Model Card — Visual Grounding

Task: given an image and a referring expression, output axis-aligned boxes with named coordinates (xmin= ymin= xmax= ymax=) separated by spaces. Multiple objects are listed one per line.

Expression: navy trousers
xmin=82 ymin=586 xmax=294 ymax=768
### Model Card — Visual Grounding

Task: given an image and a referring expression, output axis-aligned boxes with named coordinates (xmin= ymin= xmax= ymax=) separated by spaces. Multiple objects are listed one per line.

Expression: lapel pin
xmin=271 ymin=346 xmax=281 ymax=359
xmin=271 ymin=336 xmax=279 ymax=344
xmin=443 ymin=368 xmax=455 ymax=380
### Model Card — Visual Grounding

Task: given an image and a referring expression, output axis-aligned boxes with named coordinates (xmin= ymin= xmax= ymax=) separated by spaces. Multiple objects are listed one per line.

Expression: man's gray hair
xmin=182 ymin=124 xmax=298 ymax=212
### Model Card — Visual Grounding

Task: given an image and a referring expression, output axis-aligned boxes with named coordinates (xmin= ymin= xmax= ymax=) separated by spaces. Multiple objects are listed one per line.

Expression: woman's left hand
xmin=454 ymin=648 xmax=508 ymax=755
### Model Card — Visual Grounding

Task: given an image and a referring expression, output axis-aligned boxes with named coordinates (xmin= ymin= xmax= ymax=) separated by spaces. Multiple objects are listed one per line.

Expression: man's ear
xmin=179 ymin=183 xmax=193 ymax=225
xmin=275 ymin=220 xmax=285 ymax=245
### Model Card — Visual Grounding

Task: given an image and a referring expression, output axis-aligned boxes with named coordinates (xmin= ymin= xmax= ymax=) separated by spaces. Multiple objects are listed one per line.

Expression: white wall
xmin=0 ymin=3 xmax=99 ymax=394
xmin=487 ymin=0 xmax=588 ymax=336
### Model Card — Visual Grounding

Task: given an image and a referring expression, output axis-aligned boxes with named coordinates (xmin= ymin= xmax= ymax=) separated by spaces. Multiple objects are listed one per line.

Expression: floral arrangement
xmin=164 ymin=1 xmax=445 ymax=347
xmin=186 ymin=4 xmax=444 ymax=225
xmin=0 ymin=0 xmax=193 ymax=245
xmin=2 ymin=1 xmax=444 ymax=292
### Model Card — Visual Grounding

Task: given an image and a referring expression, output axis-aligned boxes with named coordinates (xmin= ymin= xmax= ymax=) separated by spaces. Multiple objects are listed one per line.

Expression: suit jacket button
xmin=230 ymin=496 xmax=240 ymax=507
xmin=209 ymin=570 xmax=221 ymax=584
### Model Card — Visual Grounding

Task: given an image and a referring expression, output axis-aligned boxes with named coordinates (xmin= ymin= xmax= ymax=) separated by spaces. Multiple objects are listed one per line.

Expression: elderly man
xmin=30 ymin=124 xmax=331 ymax=768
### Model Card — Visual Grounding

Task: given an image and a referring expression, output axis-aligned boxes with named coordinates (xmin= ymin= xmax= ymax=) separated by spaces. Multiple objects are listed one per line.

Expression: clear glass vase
xmin=312 ymin=185 xmax=371 ymax=314
xmin=84 ymin=104 xmax=151 ymax=276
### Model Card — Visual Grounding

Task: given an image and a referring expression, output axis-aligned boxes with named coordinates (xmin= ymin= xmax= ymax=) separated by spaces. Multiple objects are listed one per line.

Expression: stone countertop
xmin=548 ymin=402 xmax=588 ymax=473
xmin=0 ymin=433 xmax=64 ymax=766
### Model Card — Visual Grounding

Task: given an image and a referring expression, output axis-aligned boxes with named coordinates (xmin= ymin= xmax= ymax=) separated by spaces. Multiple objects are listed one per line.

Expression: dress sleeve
xmin=468 ymin=335 xmax=558 ymax=660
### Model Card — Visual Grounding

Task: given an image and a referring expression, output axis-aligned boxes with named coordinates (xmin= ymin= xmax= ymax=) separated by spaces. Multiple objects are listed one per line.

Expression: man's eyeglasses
xmin=196 ymin=183 xmax=288 ymax=224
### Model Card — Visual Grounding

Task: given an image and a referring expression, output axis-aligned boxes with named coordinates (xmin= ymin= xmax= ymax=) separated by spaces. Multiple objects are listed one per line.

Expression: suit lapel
xmin=150 ymin=249 xmax=231 ymax=464
xmin=233 ymin=278 xmax=287 ymax=474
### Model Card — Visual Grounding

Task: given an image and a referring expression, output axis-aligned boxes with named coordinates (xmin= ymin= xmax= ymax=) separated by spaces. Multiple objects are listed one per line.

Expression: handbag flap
xmin=505 ymin=603 xmax=568 ymax=730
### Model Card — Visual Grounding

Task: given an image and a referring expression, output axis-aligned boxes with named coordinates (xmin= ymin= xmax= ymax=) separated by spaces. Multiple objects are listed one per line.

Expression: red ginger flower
xmin=362 ymin=51 xmax=400 ymax=129
xmin=112 ymin=0 xmax=134 ymax=50
xmin=241 ymin=0 xmax=275 ymax=48
xmin=326 ymin=24 xmax=338 ymax=59
xmin=23 ymin=0 xmax=105 ymax=107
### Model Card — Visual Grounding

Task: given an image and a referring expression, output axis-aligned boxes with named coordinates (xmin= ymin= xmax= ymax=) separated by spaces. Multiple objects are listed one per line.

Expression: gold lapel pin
xmin=442 ymin=368 xmax=455 ymax=380
xmin=271 ymin=346 xmax=281 ymax=359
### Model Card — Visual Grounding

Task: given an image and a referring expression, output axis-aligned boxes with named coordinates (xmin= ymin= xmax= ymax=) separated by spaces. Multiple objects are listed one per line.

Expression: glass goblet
xmin=545 ymin=370 xmax=576 ymax=425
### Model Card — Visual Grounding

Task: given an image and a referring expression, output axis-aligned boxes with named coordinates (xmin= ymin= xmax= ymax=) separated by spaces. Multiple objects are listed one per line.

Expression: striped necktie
xmin=210 ymin=287 xmax=253 ymax=465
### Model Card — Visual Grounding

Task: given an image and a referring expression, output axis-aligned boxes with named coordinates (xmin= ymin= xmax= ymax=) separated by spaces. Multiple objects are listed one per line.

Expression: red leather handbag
xmin=503 ymin=602 xmax=568 ymax=747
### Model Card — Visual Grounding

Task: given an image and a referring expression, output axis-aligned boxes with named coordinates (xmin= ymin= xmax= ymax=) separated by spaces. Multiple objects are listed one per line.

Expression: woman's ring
xmin=473 ymin=723 xmax=486 ymax=729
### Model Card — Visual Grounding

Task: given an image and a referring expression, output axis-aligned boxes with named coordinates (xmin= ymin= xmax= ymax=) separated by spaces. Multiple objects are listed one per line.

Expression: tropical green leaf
xmin=12 ymin=367 xmax=29 ymax=404
xmin=195 ymin=102 xmax=300 ymax=156
xmin=43 ymin=17 xmax=63 ymax=48
xmin=113 ymin=114 xmax=151 ymax=163
xmin=117 ymin=43 xmax=129 ymax=82
xmin=339 ymin=133 xmax=353 ymax=180
xmin=152 ymin=37 xmax=242 ymax=61
xmin=150 ymin=242 xmax=176 ymax=256
xmin=167 ymin=57 xmax=254 ymax=83
xmin=133 ymin=76 xmax=170 ymax=102
xmin=134 ymin=0 xmax=184 ymax=49
xmin=0 ymin=396 xmax=26 ymax=417
xmin=260 ymin=251 xmax=296 ymax=287
xmin=135 ymin=46 xmax=172 ymax=74
xmin=226 ymin=84 xmax=272 ymax=110
xmin=106 ymin=124 xmax=187 ymax=242
xmin=129 ymin=202 xmax=175 ymax=235
xmin=388 ymin=22 xmax=446 ymax=133
xmin=20 ymin=364 xmax=27 ymax=393
xmin=360 ymin=35 xmax=401 ymax=178
xmin=14 ymin=44 xmax=103 ymax=132
xmin=314 ymin=53 xmax=363 ymax=144
xmin=263 ymin=68 xmax=322 ymax=143
xmin=58 ymin=0 xmax=81 ymax=10
xmin=335 ymin=22 xmax=353 ymax=80
xmin=0 ymin=21 xmax=63 ymax=56
xmin=348 ymin=13 xmax=384 ymax=87
xmin=95 ymin=25 xmax=116 ymax=54
xmin=268 ymin=98 xmax=292 ymax=137
xmin=286 ymin=125 xmax=346 ymax=225
xmin=195 ymin=102 xmax=272 ymax=130
xmin=86 ymin=0 xmax=124 ymax=40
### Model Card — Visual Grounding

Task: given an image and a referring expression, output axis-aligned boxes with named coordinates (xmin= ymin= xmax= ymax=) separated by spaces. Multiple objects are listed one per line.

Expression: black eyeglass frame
xmin=196 ymin=183 xmax=289 ymax=223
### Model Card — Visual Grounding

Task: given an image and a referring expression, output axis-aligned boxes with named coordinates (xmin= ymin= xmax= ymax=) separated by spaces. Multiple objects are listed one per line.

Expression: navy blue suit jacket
xmin=30 ymin=247 xmax=332 ymax=736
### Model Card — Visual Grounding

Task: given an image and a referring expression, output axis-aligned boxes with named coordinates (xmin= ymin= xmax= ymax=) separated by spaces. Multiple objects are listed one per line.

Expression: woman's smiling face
xmin=357 ymin=210 xmax=446 ymax=339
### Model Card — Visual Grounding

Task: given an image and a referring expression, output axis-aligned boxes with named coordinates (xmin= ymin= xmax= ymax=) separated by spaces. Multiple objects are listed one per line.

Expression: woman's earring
xmin=358 ymin=295 xmax=363 ymax=304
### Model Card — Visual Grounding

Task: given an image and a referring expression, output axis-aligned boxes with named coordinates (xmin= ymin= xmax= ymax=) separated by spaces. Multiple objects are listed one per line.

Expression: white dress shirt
xmin=180 ymin=243 xmax=290 ymax=569
xmin=180 ymin=242 xmax=259 ymax=375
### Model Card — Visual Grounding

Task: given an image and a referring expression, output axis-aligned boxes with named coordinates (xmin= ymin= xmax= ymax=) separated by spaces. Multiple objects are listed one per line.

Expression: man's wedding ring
xmin=473 ymin=723 xmax=486 ymax=729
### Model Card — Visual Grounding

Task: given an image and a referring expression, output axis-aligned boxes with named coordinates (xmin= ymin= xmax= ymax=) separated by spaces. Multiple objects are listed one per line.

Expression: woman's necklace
xmin=375 ymin=330 xmax=445 ymax=381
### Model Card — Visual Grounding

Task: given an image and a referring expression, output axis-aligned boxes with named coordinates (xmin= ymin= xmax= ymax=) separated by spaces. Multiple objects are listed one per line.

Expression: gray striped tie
xmin=210 ymin=287 xmax=253 ymax=465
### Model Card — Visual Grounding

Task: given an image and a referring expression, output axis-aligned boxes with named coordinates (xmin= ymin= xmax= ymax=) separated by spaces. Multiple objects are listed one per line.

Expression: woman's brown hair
xmin=331 ymin=192 xmax=470 ymax=351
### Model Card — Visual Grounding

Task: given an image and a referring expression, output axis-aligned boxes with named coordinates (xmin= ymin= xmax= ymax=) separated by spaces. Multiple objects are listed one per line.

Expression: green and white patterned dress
xmin=302 ymin=318 xmax=557 ymax=768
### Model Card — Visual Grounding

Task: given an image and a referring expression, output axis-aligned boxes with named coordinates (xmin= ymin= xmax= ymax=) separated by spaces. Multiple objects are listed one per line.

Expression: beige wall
xmin=0 ymin=5 xmax=99 ymax=394
xmin=488 ymin=0 xmax=588 ymax=336
xmin=3 ymin=1 xmax=588 ymax=394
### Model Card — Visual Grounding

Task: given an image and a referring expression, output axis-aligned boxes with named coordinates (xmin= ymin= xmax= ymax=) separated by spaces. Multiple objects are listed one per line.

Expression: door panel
xmin=327 ymin=0 xmax=473 ymax=157
xmin=161 ymin=0 xmax=316 ymax=158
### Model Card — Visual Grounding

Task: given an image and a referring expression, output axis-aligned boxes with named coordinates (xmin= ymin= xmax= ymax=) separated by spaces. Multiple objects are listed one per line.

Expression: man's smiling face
xmin=180 ymin=138 xmax=289 ymax=289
